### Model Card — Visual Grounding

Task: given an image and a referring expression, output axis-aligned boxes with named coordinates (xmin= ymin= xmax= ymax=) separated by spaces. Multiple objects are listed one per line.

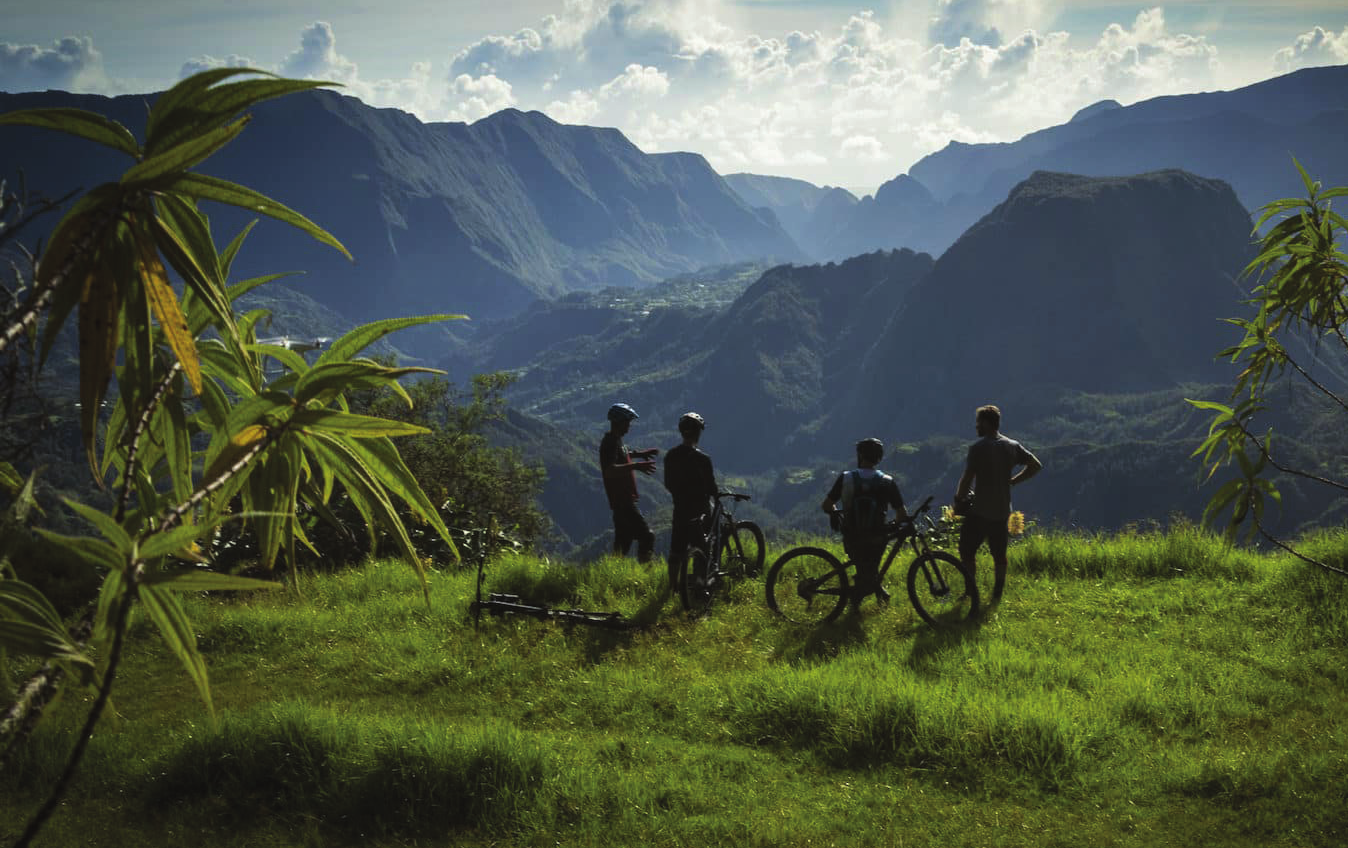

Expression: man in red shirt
xmin=600 ymin=403 xmax=658 ymax=562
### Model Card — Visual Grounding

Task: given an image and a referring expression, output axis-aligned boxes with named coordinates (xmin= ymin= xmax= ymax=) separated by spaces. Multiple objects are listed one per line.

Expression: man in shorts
xmin=954 ymin=404 xmax=1042 ymax=604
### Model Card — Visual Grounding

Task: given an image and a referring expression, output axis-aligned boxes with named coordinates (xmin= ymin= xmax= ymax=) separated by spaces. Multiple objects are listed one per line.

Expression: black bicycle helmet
xmin=855 ymin=437 xmax=884 ymax=464
xmin=607 ymin=402 xmax=639 ymax=423
xmin=677 ymin=411 xmax=705 ymax=433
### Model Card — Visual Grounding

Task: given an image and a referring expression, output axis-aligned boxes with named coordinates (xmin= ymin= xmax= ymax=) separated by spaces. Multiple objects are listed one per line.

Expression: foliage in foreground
xmin=2 ymin=526 xmax=1346 ymax=847
xmin=0 ymin=69 xmax=458 ymax=846
xmin=1191 ymin=162 xmax=1348 ymax=575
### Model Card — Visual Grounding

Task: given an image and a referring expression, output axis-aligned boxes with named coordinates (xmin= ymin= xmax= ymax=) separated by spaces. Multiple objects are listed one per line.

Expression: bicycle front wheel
xmin=681 ymin=547 xmax=716 ymax=616
xmin=906 ymin=551 xmax=979 ymax=628
xmin=723 ymin=520 xmax=766 ymax=578
xmin=765 ymin=547 xmax=848 ymax=625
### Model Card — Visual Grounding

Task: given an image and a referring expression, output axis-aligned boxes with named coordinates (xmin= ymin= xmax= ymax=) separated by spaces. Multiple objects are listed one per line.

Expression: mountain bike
xmin=679 ymin=490 xmax=767 ymax=615
xmin=764 ymin=495 xmax=978 ymax=628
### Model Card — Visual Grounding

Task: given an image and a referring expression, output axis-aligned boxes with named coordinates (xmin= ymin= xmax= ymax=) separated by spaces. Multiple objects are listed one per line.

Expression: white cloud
xmin=1273 ymin=25 xmax=1348 ymax=73
xmin=840 ymin=135 xmax=887 ymax=162
xmin=0 ymin=37 xmax=108 ymax=93
xmin=279 ymin=21 xmax=359 ymax=83
xmin=179 ymin=54 xmax=255 ymax=79
xmin=599 ymin=63 xmax=670 ymax=99
xmin=448 ymin=73 xmax=517 ymax=122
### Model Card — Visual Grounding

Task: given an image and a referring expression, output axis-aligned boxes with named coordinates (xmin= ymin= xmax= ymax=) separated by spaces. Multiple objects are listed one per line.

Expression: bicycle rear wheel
xmin=765 ymin=547 xmax=848 ymax=625
xmin=723 ymin=520 xmax=766 ymax=578
xmin=680 ymin=547 xmax=717 ymax=616
xmin=906 ymin=551 xmax=979 ymax=628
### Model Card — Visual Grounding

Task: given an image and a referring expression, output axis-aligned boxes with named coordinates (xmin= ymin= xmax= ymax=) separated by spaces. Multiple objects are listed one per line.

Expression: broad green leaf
xmin=137 ymin=520 xmax=217 ymax=562
xmin=147 ymin=73 xmax=333 ymax=156
xmin=249 ymin=343 xmax=311 ymax=378
xmin=248 ymin=441 xmax=295 ymax=571
xmin=64 ymin=500 xmax=134 ymax=555
xmin=220 ymin=220 xmax=258 ymax=280
xmin=294 ymin=362 xmax=441 ymax=406
xmin=291 ymin=409 xmax=429 ymax=439
xmin=140 ymin=570 xmax=282 ymax=592
xmin=169 ymin=173 xmax=351 ymax=260
xmin=145 ymin=68 xmax=266 ymax=150
xmin=122 ymin=114 xmax=249 ymax=186
xmin=34 ymin=530 xmax=127 ymax=574
xmin=316 ymin=315 xmax=464 ymax=367
xmin=138 ymin=583 xmax=213 ymax=715
xmin=346 ymin=435 xmax=455 ymax=561
xmin=150 ymin=204 xmax=242 ymax=358
xmin=200 ymin=422 xmax=272 ymax=493
xmin=0 ymin=461 xmax=21 ymax=494
xmin=0 ymin=107 xmax=139 ymax=157
xmin=77 ymin=265 xmax=119 ymax=478
xmin=0 ymin=579 xmax=72 ymax=637
xmin=0 ymin=621 xmax=92 ymax=666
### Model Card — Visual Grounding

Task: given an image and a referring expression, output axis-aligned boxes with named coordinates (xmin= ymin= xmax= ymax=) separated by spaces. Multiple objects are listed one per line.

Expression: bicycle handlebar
xmin=715 ymin=491 xmax=751 ymax=502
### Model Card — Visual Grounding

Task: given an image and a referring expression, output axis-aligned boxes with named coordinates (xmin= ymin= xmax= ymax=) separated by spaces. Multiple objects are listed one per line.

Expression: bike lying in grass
xmin=764 ymin=495 xmax=978 ymax=627
xmin=679 ymin=490 xmax=766 ymax=615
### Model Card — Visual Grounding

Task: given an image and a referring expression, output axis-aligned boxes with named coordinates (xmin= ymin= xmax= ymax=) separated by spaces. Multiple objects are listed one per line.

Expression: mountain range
xmin=729 ymin=64 xmax=1348 ymax=263
xmin=2 ymin=66 xmax=1345 ymax=554
xmin=0 ymin=89 xmax=801 ymax=331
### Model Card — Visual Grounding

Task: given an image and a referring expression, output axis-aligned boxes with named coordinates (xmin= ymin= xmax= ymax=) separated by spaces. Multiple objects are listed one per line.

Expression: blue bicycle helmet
xmin=607 ymin=402 xmax=639 ymax=423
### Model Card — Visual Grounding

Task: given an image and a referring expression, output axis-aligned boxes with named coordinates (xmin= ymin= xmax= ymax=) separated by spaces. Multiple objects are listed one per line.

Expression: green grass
xmin=3 ymin=528 xmax=1347 ymax=847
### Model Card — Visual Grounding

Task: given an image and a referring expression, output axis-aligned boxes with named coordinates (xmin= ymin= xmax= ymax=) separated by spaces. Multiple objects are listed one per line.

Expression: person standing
xmin=663 ymin=412 xmax=717 ymax=592
xmin=821 ymin=437 xmax=907 ymax=610
xmin=954 ymin=404 xmax=1042 ymax=604
xmin=600 ymin=402 xmax=658 ymax=562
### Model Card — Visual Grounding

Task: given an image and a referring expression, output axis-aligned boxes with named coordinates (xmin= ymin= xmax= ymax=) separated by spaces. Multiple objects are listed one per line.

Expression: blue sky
xmin=4 ymin=1 xmax=1346 ymax=190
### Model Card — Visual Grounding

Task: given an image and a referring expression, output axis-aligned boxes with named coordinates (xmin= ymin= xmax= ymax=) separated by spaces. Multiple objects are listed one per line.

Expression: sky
xmin=3 ymin=1 xmax=1348 ymax=192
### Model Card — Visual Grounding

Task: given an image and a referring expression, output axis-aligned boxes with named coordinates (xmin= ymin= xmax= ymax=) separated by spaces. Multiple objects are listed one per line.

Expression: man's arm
xmin=821 ymin=474 xmax=844 ymax=514
xmin=955 ymin=466 xmax=975 ymax=502
xmin=1011 ymin=450 xmax=1042 ymax=487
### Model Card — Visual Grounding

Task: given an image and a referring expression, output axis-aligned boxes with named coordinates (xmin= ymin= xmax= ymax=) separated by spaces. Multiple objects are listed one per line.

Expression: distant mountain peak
xmin=1069 ymin=99 xmax=1122 ymax=123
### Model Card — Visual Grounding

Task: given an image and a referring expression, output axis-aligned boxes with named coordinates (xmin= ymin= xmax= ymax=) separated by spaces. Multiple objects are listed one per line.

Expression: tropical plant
xmin=0 ymin=69 xmax=460 ymax=846
xmin=1189 ymin=161 xmax=1348 ymax=577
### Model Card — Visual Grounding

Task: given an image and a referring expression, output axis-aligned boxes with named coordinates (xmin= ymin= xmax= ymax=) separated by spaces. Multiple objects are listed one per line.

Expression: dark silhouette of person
xmin=954 ymin=404 xmax=1042 ymax=604
xmin=600 ymin=402 xmax=658 ymax=562
xmin=663 ymin=412 xmax=716 ymax=592
xmin=821 ymin=437 xmax=907 ymax=609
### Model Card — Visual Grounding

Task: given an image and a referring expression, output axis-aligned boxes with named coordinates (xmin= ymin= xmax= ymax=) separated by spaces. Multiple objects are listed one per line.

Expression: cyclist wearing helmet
xmin=600 ymin=402 xmax=658 ymax=562
xmin=821 ymin=437 xmax=907 ymax=609
xmin=663 ymin=412 xmax=717 ymax=592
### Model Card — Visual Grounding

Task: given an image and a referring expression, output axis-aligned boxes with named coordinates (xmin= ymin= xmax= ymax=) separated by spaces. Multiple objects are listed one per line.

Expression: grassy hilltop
xmin=3 ymin=526 xmax=1347 ymax=848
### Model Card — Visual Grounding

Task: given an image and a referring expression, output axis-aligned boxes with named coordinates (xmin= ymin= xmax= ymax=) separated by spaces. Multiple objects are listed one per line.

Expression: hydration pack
xmin=842 ymin=470 xmax=890 ymax=533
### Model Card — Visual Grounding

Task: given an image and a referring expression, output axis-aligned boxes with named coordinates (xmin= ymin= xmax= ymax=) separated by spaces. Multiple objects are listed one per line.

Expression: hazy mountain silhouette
xmin=0 ymin=88 xmax=803 ymax=334
xmin=728 ymin=64 xmax=1348 ymax=263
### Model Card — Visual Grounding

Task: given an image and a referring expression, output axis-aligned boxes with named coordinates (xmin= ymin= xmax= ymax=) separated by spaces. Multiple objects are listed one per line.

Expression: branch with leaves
xmin=1188 ymin=159 xmax=1348 ymax=577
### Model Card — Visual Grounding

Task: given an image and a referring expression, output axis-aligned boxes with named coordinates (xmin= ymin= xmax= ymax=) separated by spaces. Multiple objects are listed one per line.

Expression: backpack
xmin=841 ymin=470 xmax=889 ymax=533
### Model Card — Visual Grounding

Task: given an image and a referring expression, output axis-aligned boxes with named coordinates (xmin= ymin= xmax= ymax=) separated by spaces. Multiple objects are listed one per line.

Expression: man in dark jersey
xmin=600 ymin=402 xmax=658 ymax=562
xmin=954 ymin=404 xmax=1042 ymax=604
xmin=821 ymin=437 xmax=907 ymax=609
xmin=663 ymin=412 xmax=717 ymax=592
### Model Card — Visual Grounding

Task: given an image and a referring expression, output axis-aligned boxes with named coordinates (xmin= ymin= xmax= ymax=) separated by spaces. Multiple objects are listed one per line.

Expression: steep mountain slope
xmin=0 ymin=89 xmax=803 ymax=335
xmin=836 ymin=169 xmax=1254 ymax=439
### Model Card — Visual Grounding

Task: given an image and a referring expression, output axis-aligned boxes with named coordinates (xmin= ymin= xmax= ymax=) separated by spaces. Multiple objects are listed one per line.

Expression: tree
xmin=1190 ymin=161 xmax=1348 ymax=576
xmin=0 ymin=69 xmax=461 ymax=846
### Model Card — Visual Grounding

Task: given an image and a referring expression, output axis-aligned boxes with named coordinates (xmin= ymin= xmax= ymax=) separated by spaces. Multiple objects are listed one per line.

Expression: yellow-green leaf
xmin=136 ymin=235 xmax=203 ymax=394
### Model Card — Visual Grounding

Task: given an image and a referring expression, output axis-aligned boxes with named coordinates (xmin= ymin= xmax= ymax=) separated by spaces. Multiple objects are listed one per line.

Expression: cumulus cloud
xmin=0 ymin=37 xmax=107 ymax=93
xmin=599 ymin=64 xmax=669 ymax=99
xmin=447 ymin=73 xmax=516 ymax=122
xmin=279 ymin=21 xmax=359 ymax=83
xmin=179 ymin=54 xmax=255 ymax=79
xmin=1273 ymin=25 xmax=1348 ymax=73
xmin=840 ymin=135 xmax=887 ymax=162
